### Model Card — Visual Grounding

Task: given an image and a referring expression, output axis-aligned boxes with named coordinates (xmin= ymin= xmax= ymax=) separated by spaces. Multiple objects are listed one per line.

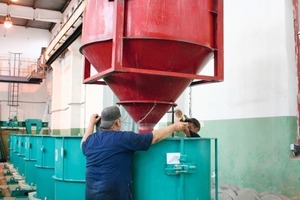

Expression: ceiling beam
xmin=0 ymin=3 xmax=62 ymax=23
xmin=43 ymin=1 xmax=84 ymax=65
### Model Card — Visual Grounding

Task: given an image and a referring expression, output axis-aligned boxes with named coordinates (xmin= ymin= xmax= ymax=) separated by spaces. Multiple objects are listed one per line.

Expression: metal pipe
xmin=292 ymin=0 xmax=300 ymax=142
xmin=215 ymin=138 xmax=218 ymax=200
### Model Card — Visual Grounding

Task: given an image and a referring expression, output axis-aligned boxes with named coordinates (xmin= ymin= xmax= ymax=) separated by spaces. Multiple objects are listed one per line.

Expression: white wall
xmin=0 ymin=26 xmax=51 ymax=122
xmin=174 ymin=0 xmax=298 ymax=122
xmin=49 ymin=37 xmax=105 ymax=134
xmin=0 ymin=26 xmax=51 ymax=58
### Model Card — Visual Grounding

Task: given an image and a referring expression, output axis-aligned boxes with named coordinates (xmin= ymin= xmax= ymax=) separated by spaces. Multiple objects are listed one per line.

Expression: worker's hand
xmin=89 ymin=114 xmax=101 ymax=125
xmin=174 ymin=109 xmax=183 ymax=119
xmin=173 ymin=121 xmax=188 ymax=132
xmin=182 ymin=126 xmax=190 ymax=137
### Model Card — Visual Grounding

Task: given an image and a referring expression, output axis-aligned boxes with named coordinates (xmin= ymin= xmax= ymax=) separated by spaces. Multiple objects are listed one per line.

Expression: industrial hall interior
xmin=0 ymin=0 xmax=299 ymax=199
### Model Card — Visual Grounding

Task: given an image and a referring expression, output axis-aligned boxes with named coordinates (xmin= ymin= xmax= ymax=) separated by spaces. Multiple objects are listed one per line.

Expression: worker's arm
xmin=151 ymin=121 xmax=188 ymax=144
xmin=81 ymin=114 xmax=101 ymax=146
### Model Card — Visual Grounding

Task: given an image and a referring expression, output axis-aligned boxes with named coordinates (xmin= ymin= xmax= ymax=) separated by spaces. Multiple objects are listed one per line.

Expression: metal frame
xmin=83 ymin=0 xmax=224 ymax=86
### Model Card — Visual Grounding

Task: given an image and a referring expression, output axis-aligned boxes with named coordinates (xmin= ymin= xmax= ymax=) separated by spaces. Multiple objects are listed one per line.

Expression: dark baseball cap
xmin=186 ymin=118 xmax=201 ymax=129
xmin=100 ymin=106 xmax=121 ymax=129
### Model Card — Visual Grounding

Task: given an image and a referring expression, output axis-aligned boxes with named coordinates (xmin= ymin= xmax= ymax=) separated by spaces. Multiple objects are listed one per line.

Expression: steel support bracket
xmin=165 ymin=163 xmax=196 ymax=175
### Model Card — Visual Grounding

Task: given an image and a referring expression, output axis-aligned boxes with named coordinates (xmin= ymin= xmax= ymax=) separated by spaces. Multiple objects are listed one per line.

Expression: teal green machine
xmin=16 ymin=135 xmax=25 ymax=176
xmin=5 ymin=119 xmax=47 ymax=175
xmin=0 ymin=118 xmax=48 ymax=133
xmin=10 ymin=134 xmax=20 ymax=172
xmin=133 ymin=138 xmax=218 ymax=200
xmin=7 ymin=134 xmax=20 ymax=184
xmin=53 ymin=136 xmax=86 ymax=200
xmin=35 ymin=135 xmax=55 ymax=200
xmin=8 ymin=134 xmax=17 ymax=169
xmin=4 ymin=118 xmax=48 ymax=165
xmin=24 ymin=119 xmax=45 ymax=135
xmin=24 ymin=135 xmax=38 ymax=185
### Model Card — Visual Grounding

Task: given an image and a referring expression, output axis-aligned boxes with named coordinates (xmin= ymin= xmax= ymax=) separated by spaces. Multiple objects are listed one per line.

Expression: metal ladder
xmin=7 ymin=52 xmax=22 ymax=119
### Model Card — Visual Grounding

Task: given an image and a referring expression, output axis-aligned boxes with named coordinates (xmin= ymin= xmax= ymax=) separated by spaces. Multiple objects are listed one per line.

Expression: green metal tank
xmin=35 ymin=135 xmax=55 ymax=200
xmin=11 ymin=134 xmax=20 ymax=168
xmin=8 ymin=134 xmax=16 ymax=165
xmin=24 ymin=135 xmax=38 ymax=185
xmin=13 ymin=135 xmax=21 ymax=171
xmin=53 ymin=136 xmax=86 ymax=200
xmin=16 ymin=134 xmax=25 ymax=176
xmin=133 ymin=138 xmax=218 ymax=200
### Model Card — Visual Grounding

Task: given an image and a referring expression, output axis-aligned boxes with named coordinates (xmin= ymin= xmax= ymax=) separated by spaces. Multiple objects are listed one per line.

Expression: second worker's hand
xmin=174 ymin=109 xmax=183 ymax=119
xmin=173 ymin=121 xmax=188 ymax=132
